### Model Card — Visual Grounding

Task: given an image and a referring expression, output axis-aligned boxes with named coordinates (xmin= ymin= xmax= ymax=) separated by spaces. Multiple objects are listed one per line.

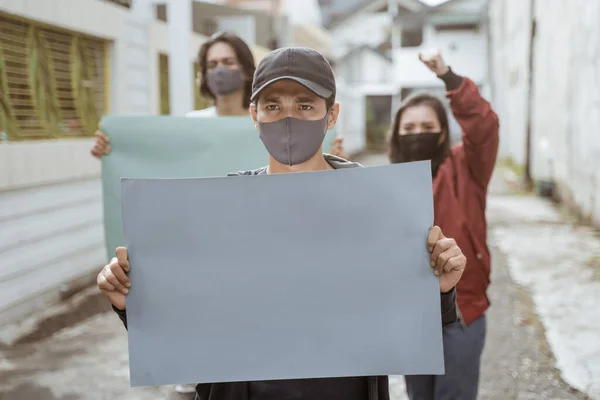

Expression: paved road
xmin=0 ymin=154 xmax=589 ymax=399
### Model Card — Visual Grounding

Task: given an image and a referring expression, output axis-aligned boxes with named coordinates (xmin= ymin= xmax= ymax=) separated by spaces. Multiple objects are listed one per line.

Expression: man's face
xmin=251 ymin=80 xmax=339 ymax=127
xmin=197 ymin=41 xmax=244 ymax=86
xmin=206 ymin=42 xmax=240 ymax=72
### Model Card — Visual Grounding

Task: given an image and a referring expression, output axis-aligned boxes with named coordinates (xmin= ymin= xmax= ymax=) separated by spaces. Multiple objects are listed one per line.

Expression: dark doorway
xmin=365 ymin=95 xmax=392 ymax=151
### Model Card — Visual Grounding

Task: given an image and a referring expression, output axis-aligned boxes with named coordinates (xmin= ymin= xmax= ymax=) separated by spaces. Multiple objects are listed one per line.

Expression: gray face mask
xmin=206 ymin=66 xmax=244 ymax=96
xmin=259 ymin=112 xmax=329 ymax=166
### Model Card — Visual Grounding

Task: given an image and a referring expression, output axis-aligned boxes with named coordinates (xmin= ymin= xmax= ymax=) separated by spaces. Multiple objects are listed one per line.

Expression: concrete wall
xmin=336 ymin=81 xmax=367 ymax=156
xmin=362 ymin=50 xmax=392 ymax=84
xmin=488 ymin=0 xmax=531 ymax=166
xmin=489 ymin=0 xmax=600 ymax=223
xmin=329 ymin=13 xmax=392 ymax=59
xmin=337 ymin=49 xmax=392 ymax=85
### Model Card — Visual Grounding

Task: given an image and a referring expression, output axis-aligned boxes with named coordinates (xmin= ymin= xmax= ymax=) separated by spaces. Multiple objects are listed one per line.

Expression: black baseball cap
xmin=251 ymin=47 xmax=336 ymax=102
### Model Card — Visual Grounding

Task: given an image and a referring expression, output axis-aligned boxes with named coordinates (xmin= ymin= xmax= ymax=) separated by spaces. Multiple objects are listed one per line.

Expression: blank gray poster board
xmin=121 ymin=161 xmax=443 ymax=387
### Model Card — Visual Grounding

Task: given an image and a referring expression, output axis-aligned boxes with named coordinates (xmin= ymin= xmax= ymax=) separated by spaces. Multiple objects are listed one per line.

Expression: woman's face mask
xmin=392 ymin=104 xmax=449 ymax=175
xmin=206 ymin=66 xmax=244 ymax=96
xmin=394 ymin=132 xmax=441 ymax=162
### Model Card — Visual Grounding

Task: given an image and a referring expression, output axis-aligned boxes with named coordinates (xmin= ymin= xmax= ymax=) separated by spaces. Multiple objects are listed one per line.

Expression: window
xmin=435 ymin=23 xmax=480 ymax=32
xmin=0 ymin=13 xmax=108 ymax=140
xmin=158 ymin=54 xmax=170 ymax=115
xmin=158 ymin=53 xmax=212 ymax=115
xmin=200 ymin=18 xmax=219 ymax=37
xmin=400 ymin=27 xmax=423 ymax=48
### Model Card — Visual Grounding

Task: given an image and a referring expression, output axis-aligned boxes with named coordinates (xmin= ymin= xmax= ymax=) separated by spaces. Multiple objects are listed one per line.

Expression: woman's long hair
xmin=388 ymin=92 xmax=451 ymax=176
xmin=197 ymin=32 xmax=256 ymax=108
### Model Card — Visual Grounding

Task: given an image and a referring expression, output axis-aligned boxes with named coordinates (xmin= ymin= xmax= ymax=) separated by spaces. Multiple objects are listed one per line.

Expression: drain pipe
xmin=524 ymin=0 xmax=537 ymax=189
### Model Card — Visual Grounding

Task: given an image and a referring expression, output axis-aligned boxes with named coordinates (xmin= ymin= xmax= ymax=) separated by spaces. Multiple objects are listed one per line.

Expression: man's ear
xmin=327 ymin=103 xmax=340 ymax=130
xmin=250 ymin=104 xmax=259 ymax=130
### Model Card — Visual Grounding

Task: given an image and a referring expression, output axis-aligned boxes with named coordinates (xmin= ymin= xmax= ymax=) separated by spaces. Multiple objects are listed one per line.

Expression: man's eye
xmin=299 ymin=105 xmax=313 ymax=111
xmin=266 ymin=105 xmax=279 ymax=111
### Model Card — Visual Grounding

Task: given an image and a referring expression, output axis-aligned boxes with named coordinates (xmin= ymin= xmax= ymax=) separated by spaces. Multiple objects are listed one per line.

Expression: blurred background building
xmin=488 ymin=0 xmax=600 ymax=225
xmin=1 ymin=0 xmax=599 ymax=330
xmin=0 ymin=0 xmax=350 ymax=326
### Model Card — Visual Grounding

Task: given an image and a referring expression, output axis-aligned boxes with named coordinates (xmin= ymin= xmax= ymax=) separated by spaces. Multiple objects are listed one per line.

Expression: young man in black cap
xmin=98 ymin=47 xmax=466 ymax=400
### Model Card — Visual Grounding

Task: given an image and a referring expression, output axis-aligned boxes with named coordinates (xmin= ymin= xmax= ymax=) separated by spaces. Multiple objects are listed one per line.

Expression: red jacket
xmin=434 ymin=77 xmax=499 ymax=325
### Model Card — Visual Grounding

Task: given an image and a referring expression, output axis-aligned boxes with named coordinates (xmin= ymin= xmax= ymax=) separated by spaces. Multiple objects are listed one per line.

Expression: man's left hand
xmin=427 ymin=226 xmax=466 ymax=293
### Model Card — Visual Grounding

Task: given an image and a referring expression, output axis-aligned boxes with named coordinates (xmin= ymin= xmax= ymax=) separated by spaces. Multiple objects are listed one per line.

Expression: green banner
xmin=100 ymin=115 xmax=336 ymax=261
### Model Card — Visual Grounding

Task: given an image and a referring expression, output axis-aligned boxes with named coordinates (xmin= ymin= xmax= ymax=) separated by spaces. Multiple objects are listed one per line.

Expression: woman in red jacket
xmin=389 ymin=51 xmax=499 ymax=400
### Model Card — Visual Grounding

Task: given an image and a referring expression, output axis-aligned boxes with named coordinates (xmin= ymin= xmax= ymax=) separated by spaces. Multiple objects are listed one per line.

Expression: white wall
xmin=0 ymin=140 xmax=99 ymax=191
xmin=488 ymin=0 xmax=531 ymax=165
xmin=393 ymin=25 xmax=488 ymax=88
xmin=433 ymin=0 xmax=486 ymax=15
xmin=207 ymin=0 xmax=323 ymax=26
xmin=361 ymin=51 xmax=392 ymax=85
xmin=337 ymin=49 xmax=391 ymax=85
xmin=280 ymin=0 xmax=322 ymax=27
xmin=336 ymin=81 xmax=367 ymax=156
xmin=489 ymin=0 xmax=600 ymax=224
xmin=530 ymin=0 xmax=600 ymax=221
xmin=330 ymin=13 xmax=392 ymax=59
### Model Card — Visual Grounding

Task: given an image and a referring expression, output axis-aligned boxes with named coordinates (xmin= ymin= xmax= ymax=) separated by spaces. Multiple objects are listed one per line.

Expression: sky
xmin=418 ymin=0 xmax=451 ymax=5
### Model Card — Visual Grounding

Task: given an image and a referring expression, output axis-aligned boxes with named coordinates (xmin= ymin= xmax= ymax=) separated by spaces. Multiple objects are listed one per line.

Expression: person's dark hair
xmin=197 ymin=32 xmax=256 ymax=108
xmin=388 ymin=92 xmax=451 ymax=176
xmin=325 ymin=95 xmax=335 ymax=110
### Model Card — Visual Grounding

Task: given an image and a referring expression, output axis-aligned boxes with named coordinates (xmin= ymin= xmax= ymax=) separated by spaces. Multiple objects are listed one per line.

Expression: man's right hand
xmin=97 ymin=247 xmax=131 ymax=310
xmin=90 ymin=130 xmax=111 ymax=159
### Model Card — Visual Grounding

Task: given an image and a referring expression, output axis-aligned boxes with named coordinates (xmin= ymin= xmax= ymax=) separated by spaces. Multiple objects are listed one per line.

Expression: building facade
xmin=0 ymin=0 xmax=271 ymax=326
xmin=489 ymin=0 xmax=600 ymax=225
xmin=0 ymin=0 xmax=363 ymax=326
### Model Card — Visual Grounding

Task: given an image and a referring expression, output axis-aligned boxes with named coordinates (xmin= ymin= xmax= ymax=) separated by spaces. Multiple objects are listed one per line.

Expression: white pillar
xmin=167 ymin=0 xmax=194 ymax=115
xmin=122 ymin=0 xmax=153 ymax=114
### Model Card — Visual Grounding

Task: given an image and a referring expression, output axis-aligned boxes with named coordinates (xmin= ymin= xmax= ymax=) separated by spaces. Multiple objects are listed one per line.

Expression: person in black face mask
xmin=389 ymin=93 xmax=451 ymax=178
xmin=390 ymin=51 xmax=500 ymax=400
